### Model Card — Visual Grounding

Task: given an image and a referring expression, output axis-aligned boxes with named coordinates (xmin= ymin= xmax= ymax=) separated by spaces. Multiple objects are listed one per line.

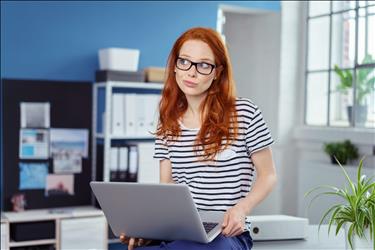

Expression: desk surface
xmin=253 ymin=225 xmax=346 ymax=250
xmin=3 ymin=206 xmax=103 ymax=222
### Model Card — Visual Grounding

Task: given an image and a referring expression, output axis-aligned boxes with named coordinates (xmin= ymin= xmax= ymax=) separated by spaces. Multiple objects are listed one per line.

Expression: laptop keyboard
xmin=203 ymin=222 xmax=219 ymax=234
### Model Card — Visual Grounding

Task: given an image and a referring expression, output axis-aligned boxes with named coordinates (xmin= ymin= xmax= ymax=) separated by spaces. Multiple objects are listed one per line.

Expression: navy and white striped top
xmin=154 ymin=97 xmax=274 ymax=214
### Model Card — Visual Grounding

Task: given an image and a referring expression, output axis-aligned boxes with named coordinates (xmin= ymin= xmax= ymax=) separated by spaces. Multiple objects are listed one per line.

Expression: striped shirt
xmin=154 ymin=98 xmax=274 ymax=226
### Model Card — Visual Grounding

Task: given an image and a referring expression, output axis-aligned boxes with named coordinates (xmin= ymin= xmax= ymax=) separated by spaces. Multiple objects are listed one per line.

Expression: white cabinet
xmin=1 ymin=217 xmax=9 ymax=250
xmin=3 ymin=206 xmax=107 ymax=250
xmin=92 ymin=81 xmax=163 ymax=183
xmin=60 ymin=216 xmax=107 ymax=250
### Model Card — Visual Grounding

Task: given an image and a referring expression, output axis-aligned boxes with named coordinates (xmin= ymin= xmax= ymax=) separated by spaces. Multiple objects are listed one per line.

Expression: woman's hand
xmin=119 ymin=234 xmax=152 ymax=250
xmin=221 ymin=203 xmax=247 ymax=237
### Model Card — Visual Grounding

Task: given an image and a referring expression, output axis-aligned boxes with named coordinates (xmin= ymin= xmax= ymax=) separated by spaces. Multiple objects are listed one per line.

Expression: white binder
xmin=135 ymin=94 xmax=147 ymax=136
xmin=118 ymin=147 xmax=129 ymax=172
xmin=128 ymin=145 xmax=138 ymax=175
xmin=145 ymin=95 xmax=160 ymax=134
xmin=124 ymin=94 xmax=137 ymax=136
xmin=111 ymin=94 xmax=125 ymax=135
xmin=110 ymin=147 xmax=119 ymax=171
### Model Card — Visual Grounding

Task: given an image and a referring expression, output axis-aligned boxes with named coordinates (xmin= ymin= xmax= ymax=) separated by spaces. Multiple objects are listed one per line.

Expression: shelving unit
xmin=92 ymin=81 xmax=163 ymax=183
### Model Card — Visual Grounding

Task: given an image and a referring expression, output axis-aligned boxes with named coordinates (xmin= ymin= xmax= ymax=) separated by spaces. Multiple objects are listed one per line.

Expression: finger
xmin=229 ymin=226 xmax=244 ymax=237
xmin=128 ymin=238 xmax=135 ymax=250
xmin=222 ymin=218 xmax=234 ymax=236
xmin=138 ymin=238 xmax=144 ymax=246
xmin=222 ymin=213 xmax=229 ymax=228
xmin=135 ymin=238 xmax=144 ymax=247
xmin=120 ymin=234 xmax=130 ymax=244
xmin=228 ymin=221 xmax=243 ymax=236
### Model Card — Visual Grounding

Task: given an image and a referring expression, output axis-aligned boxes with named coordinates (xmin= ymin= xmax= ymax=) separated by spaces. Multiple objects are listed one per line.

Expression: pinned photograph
xmin=19 ymin=162 xmax=48 ymax=190
xmin=20 ymin=102 xmax=50 ymax=128
xmin=19 ymin=129 xmax=49 ymax=159
xmin=45 ymin=174 xmax=74 ymax=196
xmin=50 ymin=129 xmax=89 ymax=158
xmin=53 ymin=154 xmax=82 ymax=174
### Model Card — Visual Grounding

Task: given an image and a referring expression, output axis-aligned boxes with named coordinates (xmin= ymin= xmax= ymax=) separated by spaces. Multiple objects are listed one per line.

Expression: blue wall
xmin=1 ymin=1 xmax=280 ymax=82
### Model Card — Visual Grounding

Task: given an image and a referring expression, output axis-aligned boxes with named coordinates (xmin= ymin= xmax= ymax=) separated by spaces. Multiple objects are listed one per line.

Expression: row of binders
xmin=110 ymin=145 xmax=137 ymax=182
xmin=109 ymin=143 xmax=159 ymax=183
xmin=111 ymin=93 xmax=160 ymax=137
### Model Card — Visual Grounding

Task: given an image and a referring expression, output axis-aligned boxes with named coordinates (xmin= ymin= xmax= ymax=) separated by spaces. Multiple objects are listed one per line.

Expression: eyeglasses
xmin=176 ymin=57 xmax=216 ymax=75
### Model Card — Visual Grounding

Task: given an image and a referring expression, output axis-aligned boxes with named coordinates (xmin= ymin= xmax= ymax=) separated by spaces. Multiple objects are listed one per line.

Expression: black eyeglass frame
xmin=175 ymin=57 xmax=216 ymax=75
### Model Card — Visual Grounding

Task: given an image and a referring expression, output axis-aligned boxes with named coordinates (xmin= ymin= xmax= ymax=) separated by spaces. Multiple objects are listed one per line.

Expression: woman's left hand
xmin=221 ymin=203 xmax=247 ymax=237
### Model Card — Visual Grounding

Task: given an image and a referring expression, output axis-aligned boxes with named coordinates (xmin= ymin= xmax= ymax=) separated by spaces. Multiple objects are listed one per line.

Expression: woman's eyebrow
xmin=179 ymin=54 xmax=214 ymax=63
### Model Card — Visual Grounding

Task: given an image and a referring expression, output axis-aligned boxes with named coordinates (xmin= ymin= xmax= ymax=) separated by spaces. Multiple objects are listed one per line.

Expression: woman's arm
xmin=160 ymin=159 xmax=174 ymax=184
xmin=222 ymin=147 xmax=277 ymax=237
xmin=238 ymin=146 xmax=277 ymax=214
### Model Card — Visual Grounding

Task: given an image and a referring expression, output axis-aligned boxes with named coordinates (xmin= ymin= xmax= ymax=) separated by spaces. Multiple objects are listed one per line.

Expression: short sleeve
xmin=153 ymin=135 xmax=170 ymax=160
xmin=245 ymin=105 xmax=274 ymax=155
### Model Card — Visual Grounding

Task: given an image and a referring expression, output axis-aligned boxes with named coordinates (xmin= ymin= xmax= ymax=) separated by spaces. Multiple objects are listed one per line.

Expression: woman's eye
xmin=181 ymin=59 xmax=189 ymax=65
xmin=199 ymin=63 xmax=210 ymax=69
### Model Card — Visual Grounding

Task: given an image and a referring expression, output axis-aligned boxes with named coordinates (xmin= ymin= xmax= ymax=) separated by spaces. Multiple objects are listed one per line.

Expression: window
xmin=305 ymin=1 xmax=375 ymax=129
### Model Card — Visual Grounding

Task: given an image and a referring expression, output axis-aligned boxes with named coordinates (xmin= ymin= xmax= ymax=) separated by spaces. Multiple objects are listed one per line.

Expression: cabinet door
xmin=1 ymin=222 xmax=9 ymax=250
xmin=60 ymin=216 xmax=107 ymax=250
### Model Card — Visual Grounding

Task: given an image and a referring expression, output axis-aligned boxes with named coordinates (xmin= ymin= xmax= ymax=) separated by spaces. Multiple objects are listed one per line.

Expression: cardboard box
xmin=144 ymin=67 xmax=165 ymax=83
xmin=99 ymin=48 xmax=140 ymax=72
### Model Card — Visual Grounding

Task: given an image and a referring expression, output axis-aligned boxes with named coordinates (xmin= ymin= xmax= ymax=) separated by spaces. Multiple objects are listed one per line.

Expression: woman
xmin=121 ymin=27 xmax=277 ymax=250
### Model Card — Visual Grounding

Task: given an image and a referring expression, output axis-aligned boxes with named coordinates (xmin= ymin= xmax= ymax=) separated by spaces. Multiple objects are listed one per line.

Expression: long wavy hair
xmin=156 ymin=27 xmax=238 ymax=160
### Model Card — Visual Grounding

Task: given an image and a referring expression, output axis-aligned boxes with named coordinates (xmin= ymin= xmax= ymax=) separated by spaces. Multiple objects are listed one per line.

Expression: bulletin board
xmin=1 ymin=79 xmax=93 ymax=211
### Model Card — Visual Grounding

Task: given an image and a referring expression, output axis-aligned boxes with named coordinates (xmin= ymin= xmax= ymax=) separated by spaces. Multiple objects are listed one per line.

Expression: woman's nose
xmin=187 ymin=64 xmax=198 ymax=77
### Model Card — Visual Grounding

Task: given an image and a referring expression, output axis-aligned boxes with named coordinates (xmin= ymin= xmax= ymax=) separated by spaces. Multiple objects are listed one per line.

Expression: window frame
xmin=304 ymin=1 xmax=375 ymax=128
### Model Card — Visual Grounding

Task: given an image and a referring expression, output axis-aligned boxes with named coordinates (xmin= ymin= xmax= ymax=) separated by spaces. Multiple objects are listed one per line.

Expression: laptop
xmin=90 ymin=181 xmax=224 ymax=243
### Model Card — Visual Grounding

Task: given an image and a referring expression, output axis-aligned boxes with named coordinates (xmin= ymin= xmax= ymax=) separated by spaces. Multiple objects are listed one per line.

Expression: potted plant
xmin=334 ymin=54 xmax=375 ymax=124
xmin=323 ymin=140 xmax=359 ymax=165
xmin=306 ymin=158 xmax=375 ymax=249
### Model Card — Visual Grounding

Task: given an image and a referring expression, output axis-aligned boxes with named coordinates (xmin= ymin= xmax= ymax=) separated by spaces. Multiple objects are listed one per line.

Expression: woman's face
xmin=175 ymin=40 xmax=216 ymax=99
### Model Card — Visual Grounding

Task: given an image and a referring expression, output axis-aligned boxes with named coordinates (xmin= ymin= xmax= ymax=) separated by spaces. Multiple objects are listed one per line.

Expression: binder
xmin=145 ymin=94 xmax=160 ymax=134
xmin=118 ymin=147 xmax=129 ymax=181
xmin=128 ymin=145 xmax=138 ymax=182
xmin=110 ymin=147 xmax=119 ymax=181
xmin=135 ymin=94 xmax=147 ymax=136
xmin=124 ymin=94 xmax=137 ymax=136
xmin=111 ymin=94 xmax=125 ymax=135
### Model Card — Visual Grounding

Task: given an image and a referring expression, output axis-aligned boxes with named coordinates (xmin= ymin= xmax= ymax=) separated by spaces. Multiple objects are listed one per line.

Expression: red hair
xmin=156 ymin=27 xmax=238 ymax=160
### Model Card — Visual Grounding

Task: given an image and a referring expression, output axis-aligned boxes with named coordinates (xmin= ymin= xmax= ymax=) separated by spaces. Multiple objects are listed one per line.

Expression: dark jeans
xmin=137 ymin=232 xmax=253 ymax=250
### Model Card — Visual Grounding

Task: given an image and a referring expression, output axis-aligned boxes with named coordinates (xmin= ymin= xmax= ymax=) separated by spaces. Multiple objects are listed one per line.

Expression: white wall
xmin=223 ymin=8 xmax=282 ymax=215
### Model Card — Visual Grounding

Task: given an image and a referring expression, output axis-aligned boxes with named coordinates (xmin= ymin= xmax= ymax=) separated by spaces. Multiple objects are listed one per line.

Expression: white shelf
xmin=9 ymin=239 xmax=56 ymax=247
xmin=96 ymin=81 xmax=164 ymax=90
xmin=93 ymin=81 xmax=162 ymax=183
xmin=96 ymin=133 xmax=155 ymax=140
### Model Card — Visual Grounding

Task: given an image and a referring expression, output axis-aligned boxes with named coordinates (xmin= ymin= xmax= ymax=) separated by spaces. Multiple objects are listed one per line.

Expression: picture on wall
xmin=50 ymin=129 xmax=89 ymax=158
xmin=45 ymin=174 xmax=74 ymax=196
xmin=19 ymin=162 xmax=49 ymax=190
xmin=53 ymin=154 xmax=82 ymax=174
xmin=19 ymin=129 xmax=49 ymax=159
xmin=20 ymin=102 xmax=50 ymax=128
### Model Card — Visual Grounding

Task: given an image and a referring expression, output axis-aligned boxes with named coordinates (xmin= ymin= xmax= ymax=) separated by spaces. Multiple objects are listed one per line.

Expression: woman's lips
xmin=183 ymin=80 xmax=198 ymax=87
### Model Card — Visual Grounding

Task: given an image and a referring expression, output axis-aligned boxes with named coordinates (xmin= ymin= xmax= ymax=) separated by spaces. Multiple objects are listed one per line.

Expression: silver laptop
xmin=90 ymin=181 xmax=224 ymax=243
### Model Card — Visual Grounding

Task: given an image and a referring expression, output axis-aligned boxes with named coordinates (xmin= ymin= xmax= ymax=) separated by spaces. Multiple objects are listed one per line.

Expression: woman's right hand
xmin=119 ymin=234 xmax=152 ymax=250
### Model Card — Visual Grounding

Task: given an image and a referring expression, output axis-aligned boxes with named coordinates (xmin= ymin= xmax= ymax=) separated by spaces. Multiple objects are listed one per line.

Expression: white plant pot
xmin=345 ymin=227 xmax=373 ymax=249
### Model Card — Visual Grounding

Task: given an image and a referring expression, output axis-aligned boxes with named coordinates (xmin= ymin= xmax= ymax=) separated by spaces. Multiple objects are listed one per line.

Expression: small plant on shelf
xmin=323 ymin=140 xmax=359 ymax=165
